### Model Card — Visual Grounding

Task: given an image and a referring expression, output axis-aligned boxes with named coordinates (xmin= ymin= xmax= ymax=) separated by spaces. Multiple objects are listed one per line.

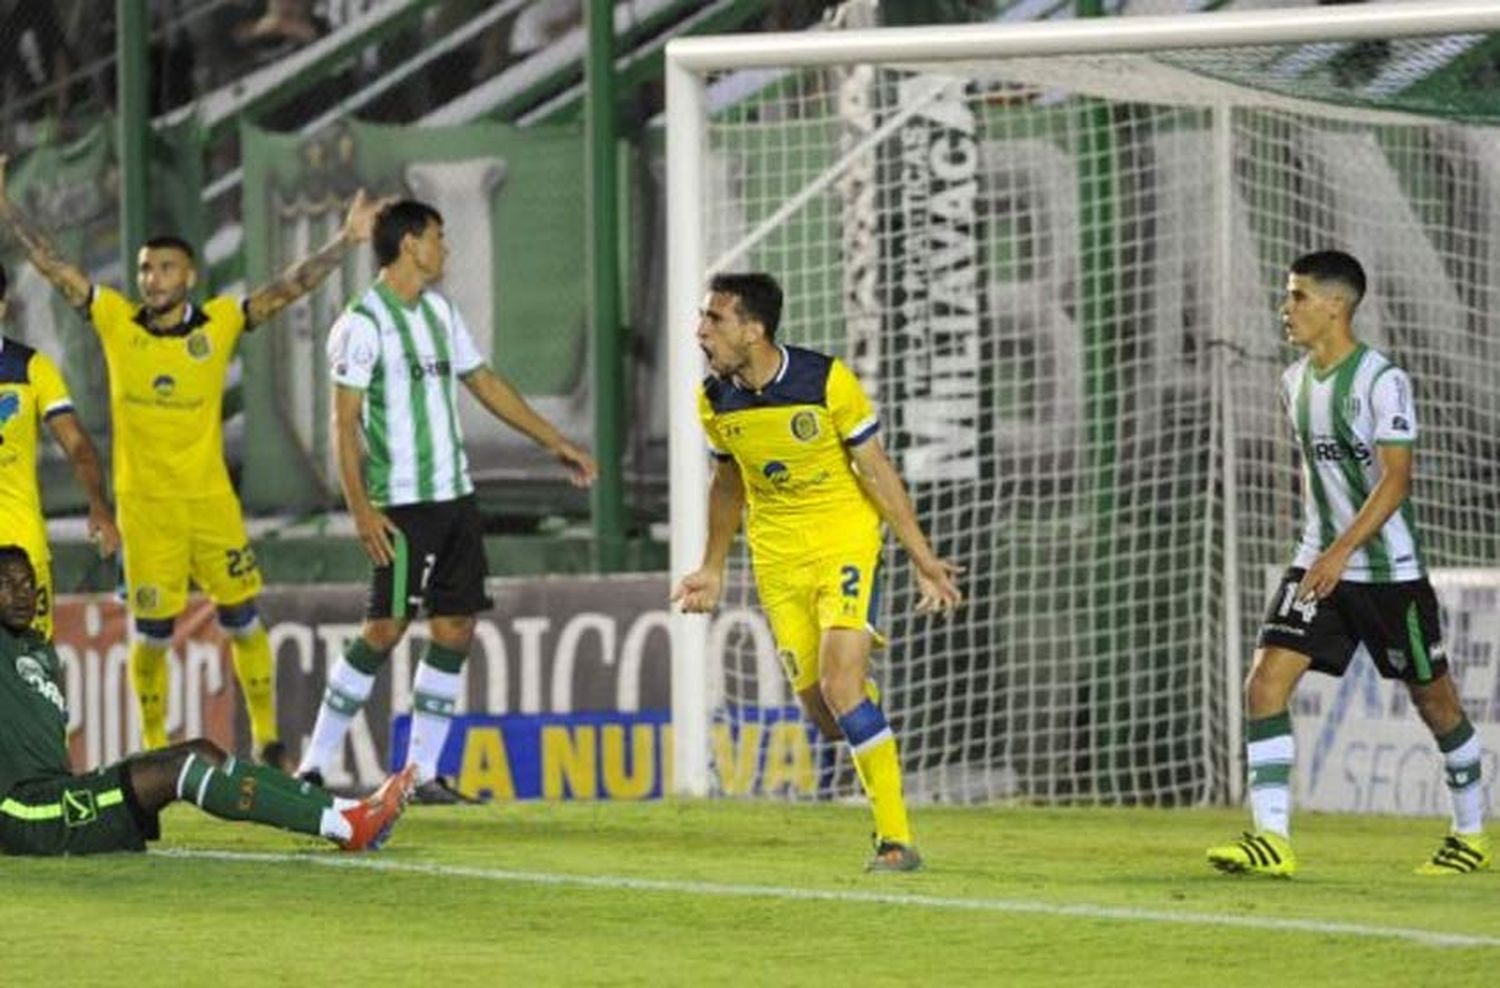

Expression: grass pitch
xmin=2 ymin=801 xmax=1494 ymax=986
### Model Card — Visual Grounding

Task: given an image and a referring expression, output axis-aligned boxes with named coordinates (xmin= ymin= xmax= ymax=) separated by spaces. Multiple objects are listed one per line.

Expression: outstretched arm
xmin=45 ymin=411 xmax=119 ymax=557
xmin=459 ymin=366 xmax=597 ymax=487
xmin=0 ymin=154 xmax=91 ymax=308
xmin=670 ymin=456 xmax=745 ymax=613
xmin=847 ymin=437 xmax=963 ymax=615
xmin=244 ymin=189 xmax=387 ymax=328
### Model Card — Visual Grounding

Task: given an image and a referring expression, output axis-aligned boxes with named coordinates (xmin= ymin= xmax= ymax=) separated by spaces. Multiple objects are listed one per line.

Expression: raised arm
xmin=847 ymin=437 xmax=963 ymax=615
xmin=244 ymin=189 xmax=386 ymax=328
xmin=45 ymin=411 xmax=119 ymax=557
xmin=0 ymin=154 xmax=91 ymax=308
xmin=670 ymin=456 xmax=745 ymax=613
xmin=459 ymin=366 xmax=597 ymax=487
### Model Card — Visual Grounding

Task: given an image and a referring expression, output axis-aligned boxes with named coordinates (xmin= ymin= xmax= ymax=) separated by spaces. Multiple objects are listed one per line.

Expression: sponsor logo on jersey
xmin=1391 ymin=415 xmax=1411 ymax=433
xmin=1343 ymin=395 xmax=1362 ymax=419
xmin=16 ymin=653 xmax=65 ymax=715
xmin=762 ymin=461 xmax=790 ymax=487
xmin=1311 ymin=437 xmax=1371 ymax=464
xmin=408 ymin=358 xmax=452 ymax=380
xmin=186 ymin=331 xmax=211 ymax=360
xmin=0 ymin=390 xmax=20 ymax=428
xmin=790 ymin=411 xmax=820 ymax=442
xmin=152 ymin=374 xmax=176 ymax=398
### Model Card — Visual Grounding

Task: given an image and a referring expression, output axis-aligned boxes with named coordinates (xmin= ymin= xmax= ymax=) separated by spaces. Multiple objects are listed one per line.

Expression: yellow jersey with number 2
xmin=697 ymin=345 xmax=882 ymax=565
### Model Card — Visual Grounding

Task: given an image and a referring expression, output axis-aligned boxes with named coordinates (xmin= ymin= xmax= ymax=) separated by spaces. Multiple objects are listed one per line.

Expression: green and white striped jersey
xmin=1280 ymin=343 xmax=1423 ymax=583
xmin=328 ymin=281 xmax=485 ymax=507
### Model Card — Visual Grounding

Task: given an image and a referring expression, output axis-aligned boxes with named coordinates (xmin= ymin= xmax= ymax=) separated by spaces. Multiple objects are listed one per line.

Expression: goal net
xmin=667 ymin=2 xmax=1500 ymax=804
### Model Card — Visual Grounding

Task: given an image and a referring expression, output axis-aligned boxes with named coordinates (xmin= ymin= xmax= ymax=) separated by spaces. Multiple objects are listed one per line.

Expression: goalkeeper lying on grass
xmin=0 ymin=545 xmax=413 ymax=855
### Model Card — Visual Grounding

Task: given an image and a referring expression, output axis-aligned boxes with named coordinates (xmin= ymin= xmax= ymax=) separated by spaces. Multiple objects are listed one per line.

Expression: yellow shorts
xmin=118 ymin=493 xmax=262 ymax=619
xmin=755 ymin=541 xmax=886 ymax=693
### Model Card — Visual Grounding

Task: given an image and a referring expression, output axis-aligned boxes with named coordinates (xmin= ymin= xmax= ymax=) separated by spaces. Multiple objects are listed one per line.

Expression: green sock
xmin=227 ymin=756 xmax=334 ymax=808
xmin=177 ymin=754 xmax=331 ymax=836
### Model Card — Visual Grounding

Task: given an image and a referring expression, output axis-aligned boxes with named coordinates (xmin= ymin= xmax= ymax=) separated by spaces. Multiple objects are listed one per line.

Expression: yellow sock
xmin=838 ymin=699 xmax=912 ymax=845
xmin=851 ymin=736 xmax=912 ymax=845
xmin=129 ymin=639 xmax=170 ymax=750
xmin=230 ymin=624 xmax=278 ymax=749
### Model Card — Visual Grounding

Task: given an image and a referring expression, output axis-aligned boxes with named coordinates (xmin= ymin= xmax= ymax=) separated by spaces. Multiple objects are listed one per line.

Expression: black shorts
xmin=1257 ymin=567 xmax=1447 ymax=683
xmin=368 ymin=494 xmax=492 ymax=619
xmin=0 ymin=764 xmax=160 ymax=856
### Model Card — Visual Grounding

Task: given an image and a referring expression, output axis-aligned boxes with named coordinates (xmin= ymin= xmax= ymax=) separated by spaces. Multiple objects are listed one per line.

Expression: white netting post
xmin=666 ymin=53 xmax=711 ymax=796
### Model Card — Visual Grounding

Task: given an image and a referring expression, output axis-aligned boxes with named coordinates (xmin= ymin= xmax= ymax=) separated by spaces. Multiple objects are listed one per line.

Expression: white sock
xmin=319 ymin=807 xmax=353 ymax=842
xmin=297 ymin=659 xmax=376 ymax=776
xmin=406 ymin=663 xmax=462 ymax=784
xmin=1247 ymin=725 xmax=1294 ymax=838
xmin=1441 ymin=723 xmax=1484 ymax=835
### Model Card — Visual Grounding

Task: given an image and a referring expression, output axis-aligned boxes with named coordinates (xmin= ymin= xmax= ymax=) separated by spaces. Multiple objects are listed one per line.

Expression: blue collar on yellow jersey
xmin=704 ymin=345 xmax=833 ymax=414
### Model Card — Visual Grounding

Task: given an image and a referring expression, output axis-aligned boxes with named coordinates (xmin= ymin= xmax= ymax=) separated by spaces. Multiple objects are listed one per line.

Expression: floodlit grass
xmin=3 ymin=801 xmax=1494 ymax=986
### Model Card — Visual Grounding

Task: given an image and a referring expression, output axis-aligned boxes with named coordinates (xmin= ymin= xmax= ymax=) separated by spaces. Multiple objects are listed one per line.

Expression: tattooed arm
xmin=243 ymin=189 xmax=386 ymax=329
xmin=0 ymin=154 xmax=92 ymax=309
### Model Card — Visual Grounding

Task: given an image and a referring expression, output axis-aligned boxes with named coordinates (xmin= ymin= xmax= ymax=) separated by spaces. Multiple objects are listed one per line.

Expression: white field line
xmin=151 ymin=848 xmax=1499 ymax=950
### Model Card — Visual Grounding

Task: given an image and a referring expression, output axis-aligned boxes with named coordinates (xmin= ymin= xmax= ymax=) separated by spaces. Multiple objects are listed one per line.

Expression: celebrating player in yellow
xmin=0 ymin=262 xmax=119 ymax=639
xmin=0 ymin=153 xmax=384 ymax=766
xmin=672 ymin=273 xmax=963 ymax=872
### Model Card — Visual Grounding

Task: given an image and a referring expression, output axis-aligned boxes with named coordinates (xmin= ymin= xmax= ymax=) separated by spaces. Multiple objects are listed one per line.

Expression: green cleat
xmin=1414 ymin=832 xmax=1492 ymax=876
xmin=866 ymin=838 xmax=923 ymax=873
xmin=1206 ymin=831 xmax=1296 ymax=877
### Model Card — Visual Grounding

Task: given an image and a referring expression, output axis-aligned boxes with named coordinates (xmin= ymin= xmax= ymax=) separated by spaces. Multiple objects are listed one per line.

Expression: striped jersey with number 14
xmin=327 ymin=281 xmax=485 ymax=508
xmin=1280 ymin=343 xmax=1423 ymax=583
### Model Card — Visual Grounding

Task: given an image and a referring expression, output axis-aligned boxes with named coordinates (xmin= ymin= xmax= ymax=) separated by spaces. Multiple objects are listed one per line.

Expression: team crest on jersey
xmin=135 ymin=585 xmax=160 ymax=611
xmin=789 ymin=411 xmax=819 ymax=442
xmin=186 ymin=331 xmax=212 ymax=360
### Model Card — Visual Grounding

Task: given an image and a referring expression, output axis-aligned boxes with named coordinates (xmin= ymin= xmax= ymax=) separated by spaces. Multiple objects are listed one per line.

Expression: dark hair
xmin=373 ymin=199 xmax=443 ymax=267
xmin=1290 ymin=250 xmax=1366 ymax=307
xmin=0 ymin=261 xmax=7 ymax=302
xmin=142 ymin=235 xmax=197 ymax=263
xmin=0 ymin=544 xmax=34 ymax=574
xmin=708 ymin=272 xmax=783 ymax=341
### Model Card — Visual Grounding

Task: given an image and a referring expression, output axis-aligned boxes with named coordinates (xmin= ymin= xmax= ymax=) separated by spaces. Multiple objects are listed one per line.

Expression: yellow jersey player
xmin=0 ymin=152 xmax=386 ymax=766
xmin=0 ymin=262 xmax=119 ymax=638
xmin=672 ymin=272 xmax=963 ymax=872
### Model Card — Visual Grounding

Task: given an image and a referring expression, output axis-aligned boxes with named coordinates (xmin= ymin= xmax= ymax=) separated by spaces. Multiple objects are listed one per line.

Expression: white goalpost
xmin=667 ymin=1 xmax=1500 ymax=800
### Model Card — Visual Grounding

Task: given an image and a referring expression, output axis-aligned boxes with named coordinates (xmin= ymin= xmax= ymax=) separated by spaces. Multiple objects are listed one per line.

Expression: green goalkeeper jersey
xmin=0 ymin=625 xmax=71 ymax=799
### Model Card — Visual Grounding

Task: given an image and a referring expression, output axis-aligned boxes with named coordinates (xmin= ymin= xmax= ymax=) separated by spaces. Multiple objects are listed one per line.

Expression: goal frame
xmin=664 ymin=0 xmax=1500 ymax=796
